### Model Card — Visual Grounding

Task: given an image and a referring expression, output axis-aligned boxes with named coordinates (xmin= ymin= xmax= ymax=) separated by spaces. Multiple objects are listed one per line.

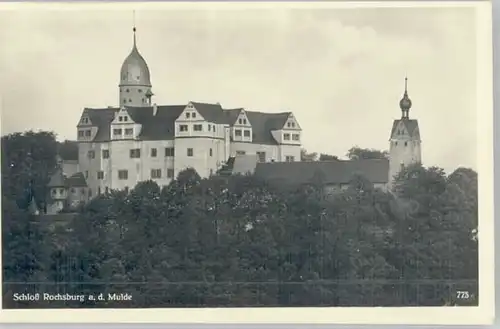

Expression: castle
xmin=43 ymin=27 xmax=421 ymax=215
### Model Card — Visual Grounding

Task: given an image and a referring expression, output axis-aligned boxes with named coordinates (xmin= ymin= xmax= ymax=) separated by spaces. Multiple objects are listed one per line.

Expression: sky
xmin=0 ymin=3 xmax=480 ymax=173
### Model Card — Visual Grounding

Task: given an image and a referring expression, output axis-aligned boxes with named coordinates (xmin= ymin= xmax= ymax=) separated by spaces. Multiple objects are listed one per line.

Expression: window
xmin=213 ymin=125 xmax=216 ymax=133
xmin=123 ymin=99 xmax=127 ymax=104
xmin=284 ymin=133 xmax=290 ymax=140
xmin=209 ymin=148 xmax=213 ymax=157
xmin=97 ymin=171 xmax=104 ymax=180
xmin=151 ymin=148 xmax=157 ymax=157
xmin=113 ymin=128 xmax=122 ymax=136
xmin=124 ymin=116 xmax=128 ymax=122
xmin=244 ymin=130 xmax=250 ymax=137
xmin=78 ymin=130 xmax=84 ymax=137
xmin=292 ymin=134 xmax=300 ymax=141
xmin=286 ymin=156 xmax=295 ymax=162
xmin=118 ymin=170 xmax=128 ymax=180
xmin=235 ymin=129 xmax=242 ymax=137
xmin=119 ymin=116 xmax=123 ymax=122
xmin=105 ymin=187 xmax=109 ymax=194
xmin=243 ymin=119 xmax=247 ymax=124
xmin=128 ymin=99 xmax=132 ymax=102
xmin=257 ymin=151 xmax=266 ymax=163
xmin=85 ymin=130 xmax=91 ymax=137
xmin=291 ymin=122 xmax=295 ymax=128
xmin=179 ymin=124 xmax=188 ymax=132
xmin=193 ymin=124 xmax=202 ymax=131
xmin=88 ymin=150 xmax=95 ymax=159
xmin=126 ymin=89 xmax=130 ymax=93
xmin=208 ymin=125 xmax=211 ymax=132
xmin=138 ymin=89 xmax=142 ymax=93
xmin=102 ymin=150 xmax=110 ymax=158
xmin=71 ymin=188 xmax=75 ymax=194
xmin=124 ymin=186 xmax=129 ymax=193
xmin=165 ymin=147 xmax=175 ymax=157
xmin=187 ymin=148 xmax=194 ymax=157
xmin=81 ymin=117 xmax=89 ymax=124
xmin=85 ymin=171 xmax=89 ymax=178
xmin=236 ymin=150 xmax=246 ymax=155
xmin=287 ymin=122 xmax=291 ymax=127
xmin=192 ymin=112 xmax=197 ymax=118
xmin=167 ymin=169 xmax=175 ymax=178
xmin=151 ymin=169 xmax=162 ymax=179
xmin=130 ymin=149 xmax=141 ymax=158
xmin=186 ymin=112 xmax=191 ymax=118
xmin=125 ymin=128 xmax=133 ymax=135
xmin=238 ymin=118 xmax=242 ymax=124
xmin=404 ymin=141 xmax=408 ymax=147
xmin=395 ymin=142 xmax=398 ymax=146
xmin=98 ymin=187 xmax=101 ymax=195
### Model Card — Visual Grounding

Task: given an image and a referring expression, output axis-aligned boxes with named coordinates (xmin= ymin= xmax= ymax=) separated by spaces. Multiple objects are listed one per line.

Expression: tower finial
xmin=133 ymin=10 xmax=137 ymax=47
xmin=399 ymin=76 xmax=412 ymax=119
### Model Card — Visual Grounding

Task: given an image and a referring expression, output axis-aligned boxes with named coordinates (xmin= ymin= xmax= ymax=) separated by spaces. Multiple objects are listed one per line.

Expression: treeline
xmin=2 ymin=131 xmax=478 ymax=308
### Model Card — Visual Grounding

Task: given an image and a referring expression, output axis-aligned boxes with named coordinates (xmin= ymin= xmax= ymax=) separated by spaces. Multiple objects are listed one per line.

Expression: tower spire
xmin=399 ymin=76 xmax=412 ymax=119
xmin=133 ymin=10 xmax=137 ymax=47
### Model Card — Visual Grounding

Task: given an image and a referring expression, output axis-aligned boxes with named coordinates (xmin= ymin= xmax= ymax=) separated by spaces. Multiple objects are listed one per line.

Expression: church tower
xmin=119 ymin=26 xmax=154 ymax=107
xmin=388 ymin=78 xmax=422 ymax=186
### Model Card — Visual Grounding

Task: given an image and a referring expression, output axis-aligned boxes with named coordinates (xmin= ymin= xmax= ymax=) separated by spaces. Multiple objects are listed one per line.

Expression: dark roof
xmin=65 ymin=172 xmax=87 ymax=187
xmin=246 ymin=111 xmax=291 ymax=145
xmin=390 ymin=119 xmax=420 ymax=139
xmin=254 ymin=159 xmax=390 ymax=185
xmin=47 ymin=169 xmax=87 ymax=188
xmin=47 ymin=168 xmax=65 ymax=187
xmin=80 ymin=103 xmax=295 ymax=145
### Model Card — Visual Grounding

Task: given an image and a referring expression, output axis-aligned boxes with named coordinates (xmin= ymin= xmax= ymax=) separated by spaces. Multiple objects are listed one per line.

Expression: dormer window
xmin=238 ymin=119 xmax=242 ymax=124
xmin=85 ymin=130 xmax=91 ymax=137
xmin=192 ymin=112 xmax=197 ymax=118
xmin=292 ymin=134 xmax=300 ymax=141
xmin=119 ymin=116 xmax=123 ymax=122
xmin=244 ymin=130 xmax=250 ymax=137
xmin=287 ymin=122 xmax=291 ymax=128
xmin=186 ymin=113 xmax=191 ymax=118
xmin=284 ymin=133 xmax=290 ymax=140
xmin=235 ymin=129 xmax=242 ymax=137
xmin=124 ymin=116 xmax=128 ymax=122
xmin=291 ymin=122 xmax=295 ymax=128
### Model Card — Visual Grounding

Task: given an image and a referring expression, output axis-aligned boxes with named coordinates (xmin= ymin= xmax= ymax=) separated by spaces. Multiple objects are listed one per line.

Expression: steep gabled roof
xmin=191 ymin=102 xmax=225 ymax=122
xmin=224 ymin=108 xmax=244 ymax=125
xmin=254 ymin=159 xmax=390 ymax=185
xmin=65 ymin=172 xmax=87 ymax=187
xmin=47 ymin=168 xmax=66 ymax=187
xmin=79 ymin=103 xmax=297 ymax=145
xmin=47 ymin=169 xmax=87 ymax=189
xmin=245 ymin=111 xmax=290 ymax=145
xmin=390 ymin=119 xmax=420 ymax=139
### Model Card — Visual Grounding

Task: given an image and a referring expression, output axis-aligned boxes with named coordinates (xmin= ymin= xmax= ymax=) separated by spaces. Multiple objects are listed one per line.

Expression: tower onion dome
xmin=119 ymin=27 xmax=152 ymax=87
xmin=399 ymin=77 xmax=412 ymax=111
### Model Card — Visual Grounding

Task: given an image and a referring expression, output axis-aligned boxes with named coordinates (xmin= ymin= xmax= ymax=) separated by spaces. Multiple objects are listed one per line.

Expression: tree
xmin=319 ymin=153 xmax=339 ymax=161
xmin=347 ymin=146 xmax=388 ymax=160
xmin=300 ymin=149 xmax=317 ymax=162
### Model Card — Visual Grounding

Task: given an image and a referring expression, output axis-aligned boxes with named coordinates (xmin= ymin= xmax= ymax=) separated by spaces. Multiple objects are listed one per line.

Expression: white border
xmin=0 ymin=1 xmax=494 ymax=325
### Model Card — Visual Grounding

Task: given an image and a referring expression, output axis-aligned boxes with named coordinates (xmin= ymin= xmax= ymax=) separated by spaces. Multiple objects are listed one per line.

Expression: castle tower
xmin=388 ymin=77 xmax=422 ymax=186
xmin=119 ymin=25 xmax=153 ymax=107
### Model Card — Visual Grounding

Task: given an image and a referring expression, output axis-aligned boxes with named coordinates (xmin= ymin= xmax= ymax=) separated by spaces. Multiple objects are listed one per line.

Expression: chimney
xmin=153 ymin=103 xmax=158 ymax=116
